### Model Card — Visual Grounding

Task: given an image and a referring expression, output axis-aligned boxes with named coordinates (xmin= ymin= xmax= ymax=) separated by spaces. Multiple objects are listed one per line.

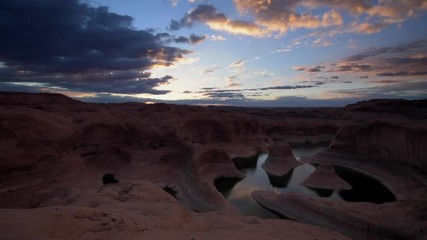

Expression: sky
xmin=0 ymin=0 xmax=426 ymax=107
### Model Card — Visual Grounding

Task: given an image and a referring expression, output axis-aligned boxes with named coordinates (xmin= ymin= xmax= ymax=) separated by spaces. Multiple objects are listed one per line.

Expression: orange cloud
xmin=207 ymin=19 xmax=268 ymax=37
xmin=367 ymin=0 xmax=427 ymax=23
xmin=232 ymin=0 xmax=426 ymax=36
xmin=173 ymin=1 xmax=426 ymax=38
xmin=349 ymin=21 xmax=390 ymax=34
xmin=233 ymin=0 xmax=344 ymax=34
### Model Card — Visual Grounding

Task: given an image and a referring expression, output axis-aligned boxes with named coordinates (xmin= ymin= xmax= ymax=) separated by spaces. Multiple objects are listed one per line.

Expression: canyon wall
xmin=331 ymin=99 xmax=427 ymax=167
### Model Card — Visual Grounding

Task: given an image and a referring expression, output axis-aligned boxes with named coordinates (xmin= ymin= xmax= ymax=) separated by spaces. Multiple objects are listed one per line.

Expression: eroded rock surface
xmin=0 ymin=92 xmax=271 ymax=210
xmin=1 ymin=181 xmax=349 ymax=240
xmin=1 ymin=93 xmax=426 ymax=240
xmin=252 ymin=191 xmax=427 ymax=240
xmin=300 ymin=163 xmax=351 ymax=190
xmin=330 ymin=99 xmax=427 ymax=167
xmin=252 ymin=99 xmax=427 ymax=240
xmin=331 ymin=121 xmax=427 ymax=167
xmin=262 ymin=141 xmax=300 ymax=176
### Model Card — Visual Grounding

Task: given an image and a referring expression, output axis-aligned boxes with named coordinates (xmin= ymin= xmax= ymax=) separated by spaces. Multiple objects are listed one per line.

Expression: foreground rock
xmin=300 ymin=163 xmax=351 ymax=190
xmin=0 ymin=181 xmax=349 ymax=240
xmin=172 ymin=146 xmax=244 ymax=212
xmin=262 ymin=141 xmax=300 ymax=176
xmin=252 ymin=191 xmax=427 ymax=240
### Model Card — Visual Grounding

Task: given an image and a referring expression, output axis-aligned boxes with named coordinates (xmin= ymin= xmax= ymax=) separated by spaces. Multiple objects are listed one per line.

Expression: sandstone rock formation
xmin=329 ymin=99 xmax=427 ymax=167
xmin=251 ymin=99 xmax=427 ymax=240
xmin=0 ymin=92 xmax=270 ymax=210
xmin=1 ymin=93 xmax=426 ymax=240
xmin=262 ymin=141 xmax=300 ymax=176
xmin=300 ymin=163 xmax=351 ymax=190
xmin=1 ymin=180 xmax=349 ymax=240
xmin=0 ymin=92 xmax=353 ymax=239
xmin=331 ymin=120 xmax=427 ymax=167
xmin=252 ymin=191 xmax=427 ymax=240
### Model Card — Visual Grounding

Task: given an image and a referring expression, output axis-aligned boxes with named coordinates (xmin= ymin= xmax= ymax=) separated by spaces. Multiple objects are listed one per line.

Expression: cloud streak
xmin=293 ymin=40 xmax=427 ymax=83
xmin=196 ymin=84 xmax=317 ymax=100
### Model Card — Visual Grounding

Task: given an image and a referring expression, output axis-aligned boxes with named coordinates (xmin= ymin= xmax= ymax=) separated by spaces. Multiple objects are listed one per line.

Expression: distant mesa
xmin=299 ymin=163 xmax=351 ymax=191
xmin=262 ymin=141 xmax=300 ymax=176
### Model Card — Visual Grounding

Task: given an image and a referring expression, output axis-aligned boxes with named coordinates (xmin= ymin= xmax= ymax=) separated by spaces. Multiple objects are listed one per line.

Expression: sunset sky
xmin=0 ymin=0 xmax=426 ymax=106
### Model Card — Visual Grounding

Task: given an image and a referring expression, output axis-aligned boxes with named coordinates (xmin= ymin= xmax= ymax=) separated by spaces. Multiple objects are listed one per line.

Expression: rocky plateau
xmin=1 ymin=92 xmax=426 ymax=240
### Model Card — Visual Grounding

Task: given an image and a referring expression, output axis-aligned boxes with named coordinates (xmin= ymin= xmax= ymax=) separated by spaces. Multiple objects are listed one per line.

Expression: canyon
xmin=0 ymin=92 xmax=426 ymax=239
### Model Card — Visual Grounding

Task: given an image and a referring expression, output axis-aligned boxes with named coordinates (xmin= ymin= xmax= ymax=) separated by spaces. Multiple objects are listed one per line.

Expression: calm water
xmin=215 ymin=146 xmax=395 ymax=219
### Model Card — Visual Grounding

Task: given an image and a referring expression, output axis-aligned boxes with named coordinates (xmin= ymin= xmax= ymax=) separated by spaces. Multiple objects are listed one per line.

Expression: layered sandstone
xmin=330 ymin=121 xmax=427 ymax=167
xmin=262 ymin=141 xmax=300 ymax=176
xmin=1 ymin=93 xmax=426 ymax=240
xmin=252 ymin=191 xmax=427 ymax=240
xmin=0 ymin=180 xmax=349 ymax=240
xmin=0 ymin=92 xmax=271 ymax=211
xmin=300 ymin=163 xmax=351 ymax=190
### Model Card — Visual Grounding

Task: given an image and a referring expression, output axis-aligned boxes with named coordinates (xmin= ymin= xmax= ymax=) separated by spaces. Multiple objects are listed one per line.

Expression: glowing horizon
xmin=0 ymin=0 xmax=426 ymax=106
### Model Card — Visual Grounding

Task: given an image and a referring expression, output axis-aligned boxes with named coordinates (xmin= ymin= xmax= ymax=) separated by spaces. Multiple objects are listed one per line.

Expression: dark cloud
xmin=203 ymin=91 xmax=245 ymax=99
xmin=169 ymin=4 xmax=223 ymax=30
xmin=335 ymin=81 xmax=427 ymax=99
xmin=189 ymin=34 xmax=207 ymax=44
xmin=377 ymin=71 xmax=427 ymax=77
xmin=59 ymin=75 xmax=173 ymax=95
xmin=384 ymin=57 xmax=427 ymax=66
xmin=203 ymin=66 xmax=221 ymax=74
xmin=229 ymin=60 xmax=246 ymax=69
xmin=182 ymin=4 xmax=227 ymax=26
xmin=336 ymin=63 xmax=375 ymax=72
xmin=169 ymin=4 xmax=266 ymax=36
xmin=172 ymin=34 xmax=206 ymax=44
xmin=195 ymin=84 xmax=318 ymax=101
xmin=227 ymin=74 xmax=240 ymax=81
xmin=196 ymin=88 xmax=246 ymax=99
xmin=226 ymin=74 xmax=242 ymax=88
xmin=259 ymin=85 xmax=315 ymax=90
xmin=169 ymin=19 xmax=182 ymax=31
xmin=324 ymin=40 xmax=427 ymax=81
xmin=345 ymin=40 xmax=427 ymax=61
xmin=368 ymin=80 xmax=402 ymax=84
xmin=295 ymin=66 xmax=324 ymax=72
xmin=301 ymin=78 xmax=341 ymax=86
xmin=174 ymin=36 xmax=190 ymax=43
xmin=0 ymin=0 xmax=191 ymax=94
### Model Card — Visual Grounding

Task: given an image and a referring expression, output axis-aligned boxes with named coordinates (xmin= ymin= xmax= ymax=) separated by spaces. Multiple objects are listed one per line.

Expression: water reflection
xmin=335 ymin=166 xmax=396 ymax=203
xmin=266 ymin=169 xmax=293 ymax=188
xmin=233 ymin=155 xmax=258 ymax=170
xmin=216 ymin=145 xmax=396 ymax=218
xmin=221 ymin=147 xmax=330 ymax=218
